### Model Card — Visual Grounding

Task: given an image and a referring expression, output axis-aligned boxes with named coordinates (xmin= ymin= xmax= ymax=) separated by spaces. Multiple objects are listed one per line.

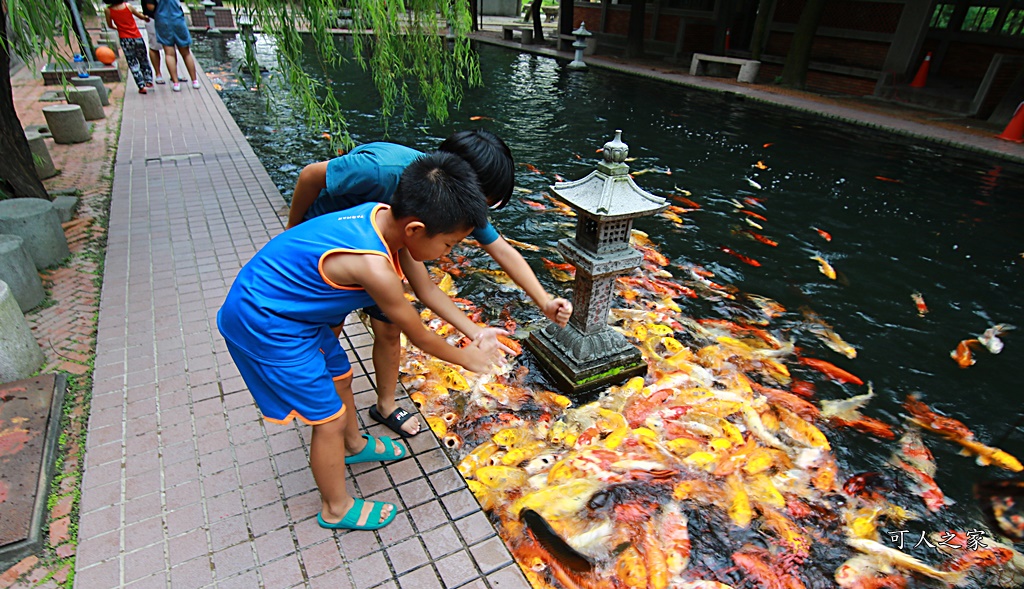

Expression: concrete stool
xmin=42 ymin=105 xmax=90 ymax=144
xmin=0 ymin=235 xmax=45 ymax=312
xmin=25 ymin=130 xmax=58 ymax=180
xmin=70 ymin=75 xmax=110 ymax=106
xmin=65 ymin=87 xmax=105 ymax=121
xmin=0 ymin=198 xmax=70 ymax=270
xmin=0 ymin=280 xmax=45 ymax=385
xmin=51 ymin=196 xmax=79 ymax=223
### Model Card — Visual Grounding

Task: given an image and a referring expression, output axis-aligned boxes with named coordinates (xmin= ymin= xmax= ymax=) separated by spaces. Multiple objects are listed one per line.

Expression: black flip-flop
xmin=368 ymin=406 xmax=420 ymax=438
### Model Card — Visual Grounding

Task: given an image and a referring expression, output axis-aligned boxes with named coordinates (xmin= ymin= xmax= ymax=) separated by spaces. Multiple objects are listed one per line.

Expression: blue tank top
xmin=305 ymin=142 xmax=500 ymax=245
xmin=218 ymin=202 xmax=402 ymax=365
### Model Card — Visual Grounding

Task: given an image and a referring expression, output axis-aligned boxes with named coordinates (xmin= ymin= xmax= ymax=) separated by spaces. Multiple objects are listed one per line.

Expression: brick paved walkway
xmin=70 ymin=64 xmax=531 ymax=589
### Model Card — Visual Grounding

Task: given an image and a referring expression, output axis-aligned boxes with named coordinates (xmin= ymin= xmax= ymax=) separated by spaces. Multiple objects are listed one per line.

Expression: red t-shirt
xmin=108 ymin=5 xmax=142 ymax=39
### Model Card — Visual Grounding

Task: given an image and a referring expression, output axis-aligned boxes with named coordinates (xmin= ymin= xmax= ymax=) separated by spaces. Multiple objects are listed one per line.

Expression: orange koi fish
xmin=542 ymin=258 xmax=575 ymax=272
xmin=763 ymin=142 xmax=774 ymax=148
xmin=741 ymin=209 xmax=768 ymax=221
xmin=743 ymin=230 xmax=778 ymax=247
xmin=504 ymin=238 xmax=540 ymax=252
xmin=798 ymin=357 xmax=864 ymax=385
xmin=522 ymin=163 xmax=543 ymax=174
xmin=522 ymin=199 xmax=548 ymax=211
xmin=497 ymin=335 xmax=522 ymax=356
xmin=743 ymin=196 xmax=763 ymax=207
xmin=469 ymin=115 xmax=494 ymax=121
xmin=950 ymin=338 xmax=981 ymax=368
xmin=893 ymin=457 xmax=949 ymax=512
xmin=719 ymin=246 xmax=762 ymax=267
xmin=674 ymin=195 xmax=702 ymax=209
xmin=831 ymin=416 xmax=896 ymax=440
xmin=911 ymin=292 xmax=928 ymax=316
xmin=554 ymin=174 xmax=565 ymax=182
xmin=812 ymin=226 xmax=832 ymax=242
xmin=790 ymin=379 xmax=816 ymax=398
xmin=754 ymin=160 xmax=768 ymax=170
xmin=874 ymin=176 xmax=903 ymax=183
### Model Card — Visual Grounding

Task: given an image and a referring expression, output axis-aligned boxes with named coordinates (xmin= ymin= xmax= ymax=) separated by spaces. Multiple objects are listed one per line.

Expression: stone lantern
xmin=526 ymin=130 xmax=668 ymax=397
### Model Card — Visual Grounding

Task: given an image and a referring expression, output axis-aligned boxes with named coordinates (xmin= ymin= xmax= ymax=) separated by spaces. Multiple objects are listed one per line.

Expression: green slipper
xmin=344 ymin=433 xmax=406 ymax=464
xmin=318 ymin=498 xmax=397 ymax=530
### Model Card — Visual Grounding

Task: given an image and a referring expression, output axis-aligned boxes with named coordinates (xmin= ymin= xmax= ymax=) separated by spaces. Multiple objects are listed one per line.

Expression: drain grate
xmin=145 ymin=152 xmax=205 ymax=165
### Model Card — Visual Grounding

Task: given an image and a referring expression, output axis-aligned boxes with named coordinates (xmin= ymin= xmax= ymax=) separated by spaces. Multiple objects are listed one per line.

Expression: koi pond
xmin=194 ymin=35 xmax=1024 ymax=588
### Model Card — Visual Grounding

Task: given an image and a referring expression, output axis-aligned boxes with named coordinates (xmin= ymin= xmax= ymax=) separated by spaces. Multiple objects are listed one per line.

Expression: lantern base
xmin=526 ymin=322 xmax=646 ymax=398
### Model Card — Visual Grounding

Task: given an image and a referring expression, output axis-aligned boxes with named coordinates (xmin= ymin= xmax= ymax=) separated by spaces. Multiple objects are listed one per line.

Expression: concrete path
xmin=74 ymin=67 xmax=530 ymax=589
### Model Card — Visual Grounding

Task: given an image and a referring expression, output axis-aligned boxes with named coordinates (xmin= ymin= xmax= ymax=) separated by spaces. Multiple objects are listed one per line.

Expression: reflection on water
xmin=194 ymin=34 xmax=1024 ymax=588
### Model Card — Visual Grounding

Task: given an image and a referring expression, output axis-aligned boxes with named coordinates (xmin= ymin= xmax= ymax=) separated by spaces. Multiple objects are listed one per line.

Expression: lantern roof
xmin=549 ymin=130 xmax=667 ymax=221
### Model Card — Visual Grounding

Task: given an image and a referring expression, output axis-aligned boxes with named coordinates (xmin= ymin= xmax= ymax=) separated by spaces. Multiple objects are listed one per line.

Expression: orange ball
xmin=95 ymin=45 xmax=116 ymax=66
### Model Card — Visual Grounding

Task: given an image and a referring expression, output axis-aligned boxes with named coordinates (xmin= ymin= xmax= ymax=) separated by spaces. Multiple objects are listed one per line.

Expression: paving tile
xmin=385 ymin=537 xmax=429 ymax=575
xmin=396 ymin=564 xmax=443 ymax=589
xmin=254 ymin=527 xmax=295 ymax=564
xmin=168 ymin=528 xmax=210 ymax=567
xmin=169 ymin=556 xmax=215 ymax=589
xmin=485 ymin=564 xmax=532 ymax=589
xmin=421 ymin=524 xmax=461 ymax=561
xmin=309 ymin=568 xmax=356 ymax=589
xmin=470 ymin=536 xmax=514 ymax=574
xmin=257 ymin=555 xmax=304 ymax=588
xmin=300 ymin=539 xmax=344 ymax=578
xmin=348 ymin=551 xmax=391 ymax=589
xmin=124 ymin=544 xmax=169 ymax=584
xmin=436 ymin=550 xmax=480 ymax=588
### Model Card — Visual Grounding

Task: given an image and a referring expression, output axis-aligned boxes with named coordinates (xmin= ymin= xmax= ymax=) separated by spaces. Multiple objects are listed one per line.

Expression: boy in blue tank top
xmin=287 ymin=130 xmax=573 ymax=439
xmin=218 ymin=153 xmax=505 ymax=530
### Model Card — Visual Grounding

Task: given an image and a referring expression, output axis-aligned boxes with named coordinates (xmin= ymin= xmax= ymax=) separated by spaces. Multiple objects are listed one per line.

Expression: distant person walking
xmin=146 ymin=0 xmax=200 ymax=92
xmin=103 ymin=0 xmax=153 ymax=93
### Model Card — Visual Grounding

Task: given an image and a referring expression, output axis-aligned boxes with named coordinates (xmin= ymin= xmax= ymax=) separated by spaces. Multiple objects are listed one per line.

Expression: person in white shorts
xmin=142 ymin=2 xmax=163 ymax=82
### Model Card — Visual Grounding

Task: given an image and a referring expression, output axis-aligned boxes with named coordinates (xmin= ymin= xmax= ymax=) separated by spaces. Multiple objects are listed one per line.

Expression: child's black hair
xmin=438 ymin=129 xmax=514 ymax=210
xmin=392 ymin=152 xmax=489 ymax=236
xmin=103 ymin=0 xmax=124 ymax=5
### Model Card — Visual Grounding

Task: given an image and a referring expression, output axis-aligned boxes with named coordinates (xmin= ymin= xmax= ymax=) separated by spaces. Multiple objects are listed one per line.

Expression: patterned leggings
xmin=119 ymin=37 xmax=153 ymax=89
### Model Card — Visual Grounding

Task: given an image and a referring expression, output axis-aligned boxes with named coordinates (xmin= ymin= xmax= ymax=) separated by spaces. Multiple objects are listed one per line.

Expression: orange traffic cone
xmin=996 ymin=101 xmax=1024 ymax=143
xmin=910 ymin=52 xmax=932 ymax=88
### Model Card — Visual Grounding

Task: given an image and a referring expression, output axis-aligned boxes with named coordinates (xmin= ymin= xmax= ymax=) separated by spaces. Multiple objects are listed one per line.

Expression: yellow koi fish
xmin=811 ymin=255 xmax=836 ymax=280
xmin=511 ymin=478 xmax=603 ymax=520
xmin=846 ymin=537 xmax=967 ymax=585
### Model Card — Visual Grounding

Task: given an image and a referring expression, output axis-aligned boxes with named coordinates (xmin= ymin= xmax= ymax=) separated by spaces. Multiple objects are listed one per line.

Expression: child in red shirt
xmin=103 ymin=0 xmax=154 ymax=93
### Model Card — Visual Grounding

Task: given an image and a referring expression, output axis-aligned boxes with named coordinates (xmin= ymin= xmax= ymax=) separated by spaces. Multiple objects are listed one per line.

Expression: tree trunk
xmin=0 ymin=5 xmax=50 ymax=200
xmin=749 ymin=0 xmax=775 ymax=60
xmin=626 ymin=0 xmax=646 ymax=58
xmin=779 ymin=0 xmax=826 ymax=89
xmin=531 ymin=0 xmax=544 ymax=42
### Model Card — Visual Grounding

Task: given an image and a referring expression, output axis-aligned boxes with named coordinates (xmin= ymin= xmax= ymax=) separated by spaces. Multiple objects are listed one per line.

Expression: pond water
xmin=194 ymin=34 xmax=1024 ymax=587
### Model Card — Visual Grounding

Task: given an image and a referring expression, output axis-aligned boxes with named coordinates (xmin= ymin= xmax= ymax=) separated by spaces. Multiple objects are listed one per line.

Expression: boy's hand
xmin=474 ymin=327 xmax=516 ymax=355
xmin=462 ymin=336 xmax=502 ymax=373
xmin=542 ymin=298 xmax=573 ymax=327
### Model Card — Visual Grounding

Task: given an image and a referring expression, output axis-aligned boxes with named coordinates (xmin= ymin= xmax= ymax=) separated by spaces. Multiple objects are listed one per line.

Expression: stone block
xmin=0 ymin=198 xmax=70 ymax=270
xmin=65 ymin=86 xmax=105 ymax=121
xmin=25 ymin=130 xmax=58 ymax=180
xmin=42 ymin=105 xmax=90 ymax=144
xmin=0 ymin=235 xmax=45 ymax=312
xmin=51 ymin=196 xmax=79 ymax=223
xmin=0 ymin=280 xmax=45 ymax=384
xmin=70 ymin=76 xmax=109 ymax=106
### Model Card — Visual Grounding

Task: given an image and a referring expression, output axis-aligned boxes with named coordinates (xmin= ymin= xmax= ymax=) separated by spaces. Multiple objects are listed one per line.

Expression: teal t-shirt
xmin=304 ymin=142 xmax=499 ymax=245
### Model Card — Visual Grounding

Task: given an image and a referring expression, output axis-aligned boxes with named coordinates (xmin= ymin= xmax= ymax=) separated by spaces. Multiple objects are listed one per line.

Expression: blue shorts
xmin=224 ymin=329 xmax=352 ymax=425
xmin=155 ymin=18 xmax=192 ymax=48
